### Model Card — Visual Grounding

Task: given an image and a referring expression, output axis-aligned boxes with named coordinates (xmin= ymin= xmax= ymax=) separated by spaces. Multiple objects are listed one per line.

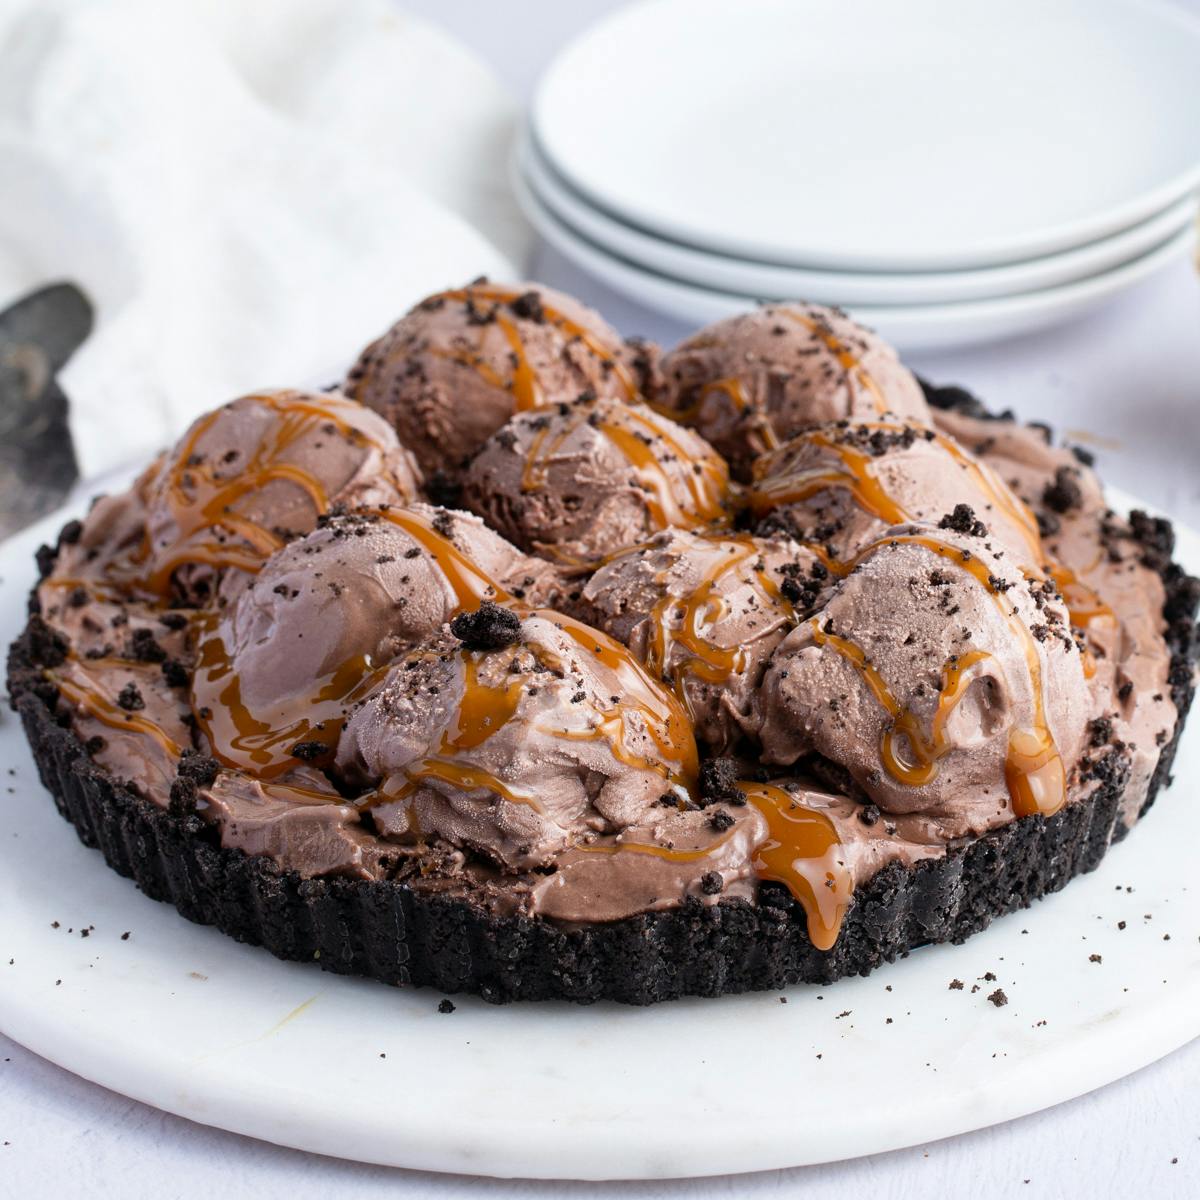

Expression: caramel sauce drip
xmin=578 ymin=827 xmax=738 ymax=864
xmin=540 ymin=610 xmax=699 ymax=790
xmin=39 ymin=577 xmax=124 ymax=604
xmin=811 ymin=620 xmax=993 ymax=788
xmin=497 ymin=315 xmax=545 ymax=410
xmin=749 ymin=428 xmax=910 ymax=526
xmin=740 ymin=782 xmax=852 ymax=951
xmin=122 ymin=392 xmax=389 ymax=598
xmin=430 ymin=283 xmax=638 ymax=406
xmin=378 ymin=650 xmax=541 ymax=812
xmin=749 ymin=421 xmax=1109 ymax=729
xmin=256 ymin=779 xmax=353 ymax=806
xmin=53 ymin=672 xmax=183 ymax=759
xmin=1048 ymin=562 xmax=1115 ymax=628
xmin=931 ymin=434 xmax=1043 ymax=566
xmin=394 ymin=759 xmax=538 ymax=808
xmin=193 ymin=612 xmax=390 ymax=778
xmin=518 ymin=401 xmax=730 ymax=538
xmin=821 ymin=532 xmax=1068 ymax=818
xmin=431 ymin=316 xmax=545 ymax=411
xmin=374 ymin=507 xmax=511 ymax=608
xmin=643 ymin=537 xmax=794 ymax=721
xmin=371 ymin=610 xmax=698 ymax=813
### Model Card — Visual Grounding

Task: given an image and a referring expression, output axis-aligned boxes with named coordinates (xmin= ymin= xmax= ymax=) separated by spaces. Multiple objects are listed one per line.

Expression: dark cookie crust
xmin=7 ymin=402 xmax=1198 ymax=1003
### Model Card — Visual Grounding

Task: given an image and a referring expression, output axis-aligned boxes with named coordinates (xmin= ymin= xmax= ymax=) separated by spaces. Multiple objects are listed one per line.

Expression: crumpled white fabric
xmin=0 ymin=0 xmax=530 ymax=478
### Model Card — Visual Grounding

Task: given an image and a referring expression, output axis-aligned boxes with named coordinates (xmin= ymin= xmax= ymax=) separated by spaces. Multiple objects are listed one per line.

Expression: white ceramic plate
xmin=533 ymin=0 xmax=1200 ymax=271
xmin=514 ymin=165 xmax=1196 ymax=352
xmin=521 ymin=130 xmax=1199 ymax=306
xmin=1 ymin=490 xmax=1198 ymax=1180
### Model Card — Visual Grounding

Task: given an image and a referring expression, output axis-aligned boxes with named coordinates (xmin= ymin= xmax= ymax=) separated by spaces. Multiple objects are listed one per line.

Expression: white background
xmin=3 ymin=2 xmax=1200 ymax=1197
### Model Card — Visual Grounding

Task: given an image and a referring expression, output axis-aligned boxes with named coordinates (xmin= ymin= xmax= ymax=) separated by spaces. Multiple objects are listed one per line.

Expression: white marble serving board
xmin=0 ymin=491 xmax=1197 ymax=1180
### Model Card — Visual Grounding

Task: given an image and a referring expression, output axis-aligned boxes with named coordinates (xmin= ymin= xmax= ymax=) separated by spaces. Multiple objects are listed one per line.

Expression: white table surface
xmin=3 ymin=2 xmax=1200 ymax=1196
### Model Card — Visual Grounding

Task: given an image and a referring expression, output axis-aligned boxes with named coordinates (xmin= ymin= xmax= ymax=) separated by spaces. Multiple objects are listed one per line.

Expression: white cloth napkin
xmin=0 ymin=0 xmax=530 ymax=479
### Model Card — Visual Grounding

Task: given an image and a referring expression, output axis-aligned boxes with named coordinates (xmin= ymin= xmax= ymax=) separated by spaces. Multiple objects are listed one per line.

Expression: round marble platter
xmin=1 ymin=487 xmax=1197 ymax=1180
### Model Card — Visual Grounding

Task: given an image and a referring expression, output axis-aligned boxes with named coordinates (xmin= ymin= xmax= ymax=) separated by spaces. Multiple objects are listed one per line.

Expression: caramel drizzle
xmin=537 ymin=611 xmax=699 ymax=790
xmin=749 ymin=421 xmax=1114 ymax=709
xmin=193 ymin=614 xmax=391 ymax=778
xmin=373 ymin=650 xmax=541 ymax=812
xmin=375 ymin=507 xmax=511 ymax=608
xmin=749 ymin=428 xmax=909 ymax=528
xmin=518 ymin=401 xmax=730 ymax=540
xmin=39 ymin=577 xmax=124 ymax=604
xmin=577 ymin=825 xmax=738 ymax=864
xmin=119 ymin=392 xmax=389 ymax=599
xmin=193 ymin=505 xmax=508 ymax=779
xmin=665 ymin=376 xmax=781 ymax=451
xmin=819 ymin=532 xmax=1068 ymax=818
xmin=1047 ymin=562 xmax=1115 ymax=628
xmin=431 ymin=317 xmax=546 ymax=411
xmin=782 ymin=310 xmax=892 ymax=416
xmin=749 ymin=421 xmax=1042 ymax=569
xmin=370 ymin=614 xmax=698 ymax=813
xmin=192 ymin=502 xmax=698 ymax=807
xmin=811 ymin=621 xmax=993 ymax=788
xmin=644 ymin=537 xmax=794 ymax=719
xmin=428 ymin=283 xmax=638 ymax=407
xmin=53 ymin=672 xmax=183 ymax=759
xmin=740 ymin=782 xmax=852 ymax=951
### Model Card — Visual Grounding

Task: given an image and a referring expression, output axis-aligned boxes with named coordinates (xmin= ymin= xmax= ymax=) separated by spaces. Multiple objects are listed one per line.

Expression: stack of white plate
xmin=516 ymin=0 xmax=1200 ymax=350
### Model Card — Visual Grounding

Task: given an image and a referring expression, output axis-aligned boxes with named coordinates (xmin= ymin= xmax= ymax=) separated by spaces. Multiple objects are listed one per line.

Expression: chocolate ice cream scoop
xmin=344 ymin=281 xmax=644 ymax=480
xmin=335 ymin=612 xmax=699 ymax=871
xmin=756 ymin=523 xmax=1089 ymax=823
xmin=90 ymin=389 xmax=423 ymax=605
xmin=191 ymin=505 xmax=562 ymax=779
xmin=658 ymin=305 xmax=929 ymax=479
xmin=462 ymin=396 xmax=732 ymax=566
xmin=580 ymin=529 xmax=824 ymax=752
xmin=750 ymin=420 xmax=1044 ymax=571
xmin=933 ymin=404 xmax=1181 ymax=829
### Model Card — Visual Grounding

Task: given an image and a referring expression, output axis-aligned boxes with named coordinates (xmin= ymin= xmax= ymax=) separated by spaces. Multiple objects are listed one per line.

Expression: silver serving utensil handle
xmin=0 ymin=282 xmax=93 ymax=538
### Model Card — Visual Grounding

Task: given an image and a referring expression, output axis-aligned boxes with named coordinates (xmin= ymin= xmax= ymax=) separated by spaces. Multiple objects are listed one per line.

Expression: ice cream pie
xmin=9 ymin=283 xmax=1197 ymax=1003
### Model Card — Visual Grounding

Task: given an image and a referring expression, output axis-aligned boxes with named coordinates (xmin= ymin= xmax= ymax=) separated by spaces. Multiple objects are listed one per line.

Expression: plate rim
xmin=532 ymin=0 xmax=1200 ymax=272
xmin=515 ymin=160 xmax=1196 ymax=346
xmin=522 ymin=129 xmax=1198 ymax=306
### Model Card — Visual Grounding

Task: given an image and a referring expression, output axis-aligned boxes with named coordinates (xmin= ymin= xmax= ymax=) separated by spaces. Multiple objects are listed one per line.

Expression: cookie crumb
xmin=450 ymin=602 xmax=521 ymax=651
